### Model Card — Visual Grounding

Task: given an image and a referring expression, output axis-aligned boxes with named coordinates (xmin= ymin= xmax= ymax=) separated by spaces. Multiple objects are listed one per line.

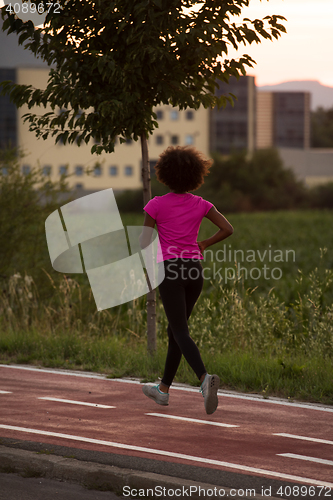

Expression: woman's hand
xmin=197 ymin=241 xmax=206 ymax=254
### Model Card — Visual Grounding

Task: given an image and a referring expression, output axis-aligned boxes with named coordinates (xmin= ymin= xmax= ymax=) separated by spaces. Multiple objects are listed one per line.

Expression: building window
xmin=125 ymin=138 xmax=133 ymax=145
xmin=171 ymin=135 xmax=179 ymax=145
xmin=94 ymin=165 xmax=102 ymax=176
xmin=186 ymin=110 xmax=194 ymax=120
xmin=124 ymin=165 xmax=133 ymax=176
xmin=185 ymin=135 xmax=194 ymax=145
xmin=150 ymin=160 xmax=157 ymax=178
xmin=75 ymin=183 xmax=84 ymax=190
xmin=75 ymin=165 xmax=83 ymax=176
xmin=22 ymin=165 xmax=30 ymax=175
xmin=59 ymin=165 xmax=67 ymax=176
xmin=2 ymin=167 xmax=8 ymax=176
xmin=156 ymin=110 xmax=164 ymax=120
xmin=170 ymin=110 xmax=179 ymax=121
xmin=43 ymin=165 xmax=52 ymax=176
xmin=109 ymin=166 xmax=118 ymax=176
xmin=156 ymin=135 xmax=164 ymax=145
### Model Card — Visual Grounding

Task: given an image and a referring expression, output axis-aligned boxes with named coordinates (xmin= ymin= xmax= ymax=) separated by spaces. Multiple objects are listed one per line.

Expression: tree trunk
xmin=141 ymin=132 xmax=156 ymax=355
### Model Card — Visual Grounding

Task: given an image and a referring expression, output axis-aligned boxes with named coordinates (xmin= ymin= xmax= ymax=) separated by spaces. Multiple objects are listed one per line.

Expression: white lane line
xmin=146 ymin=413 xmax=239 ymax=428
xmin=2 ymin=365 xmax=333 ymax=413
xmin=38 ymin=397 xmax=115 ymax=409
xmin=274 ymin=433 xmax=333 ymax=446
xmin=0 ymin=365 xmax=107 ymax=380
xmin=0 ymin=424 xmax=332 ymax=488
xmin=278 ymin=454 xmax=333 ymax=466
xmin=0 ymin=391 xmax=12 ymax=394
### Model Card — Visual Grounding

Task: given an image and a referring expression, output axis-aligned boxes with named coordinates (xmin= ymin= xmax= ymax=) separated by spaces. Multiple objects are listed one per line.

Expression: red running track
xmin=0 ymin=365 xmax=332 ymax=488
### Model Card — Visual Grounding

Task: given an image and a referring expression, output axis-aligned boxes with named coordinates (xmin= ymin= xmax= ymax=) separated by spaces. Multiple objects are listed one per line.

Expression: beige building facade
xmin=278 ymin=147 xmax=333 ymax=186
xmin=16 ymin=68 xmax=210 ymax=192
xmin=257 ymin=91 xmax=333 ymax=186
xmin=256 ymin=91 xmax=311 ymax=150
xmin=256 ymin=92 xmax=274 ymax=149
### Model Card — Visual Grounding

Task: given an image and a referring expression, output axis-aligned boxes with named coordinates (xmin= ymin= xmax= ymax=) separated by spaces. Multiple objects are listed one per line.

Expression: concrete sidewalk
xmin=0 ymin=443 xmax=281 ymax=500
xmin=0 ymin=472 xmax=127 ymax=500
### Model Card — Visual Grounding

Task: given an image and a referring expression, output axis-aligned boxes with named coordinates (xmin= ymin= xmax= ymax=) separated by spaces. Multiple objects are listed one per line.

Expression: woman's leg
xmin=160 ymin=260 xmax=206 ymax=388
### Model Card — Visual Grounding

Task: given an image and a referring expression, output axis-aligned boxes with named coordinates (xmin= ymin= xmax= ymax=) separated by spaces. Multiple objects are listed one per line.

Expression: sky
xmin=1 ymin=0 xmax=333 ymax=87
xmin=226 ymin=0 xmax=333 ymax=87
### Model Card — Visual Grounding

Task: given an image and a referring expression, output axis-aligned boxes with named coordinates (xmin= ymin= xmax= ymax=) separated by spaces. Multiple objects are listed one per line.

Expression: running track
xmin=0 ymin=365 xmax=332 ymax=492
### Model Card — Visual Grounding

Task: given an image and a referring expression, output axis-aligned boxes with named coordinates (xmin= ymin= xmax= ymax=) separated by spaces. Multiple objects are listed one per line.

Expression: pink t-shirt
xmin=144 ymin=193 xmax=213 ymax=263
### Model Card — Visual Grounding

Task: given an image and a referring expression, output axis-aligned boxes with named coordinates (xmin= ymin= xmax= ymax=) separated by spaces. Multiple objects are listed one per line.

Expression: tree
xmin=197 ymin=148 xmax=307 ymax=212
xmin=1 ymin=0 xmax=286 ymax=353
xmin=0 ymin=147 xmax=71 ymax=288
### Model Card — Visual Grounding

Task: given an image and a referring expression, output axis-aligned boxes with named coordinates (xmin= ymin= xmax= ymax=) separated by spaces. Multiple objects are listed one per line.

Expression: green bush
xmin=115 ymin=178 xmax=169 ymax=213
xmin=310 ymin=182 xmax=333 ymax=209
xmin=0 ymin=147 xmax=72 ymax=298
xmin=197 ymin=148 xmax=308 ymax=212
xmin=115 ymin=188 xmax=144 ymax=213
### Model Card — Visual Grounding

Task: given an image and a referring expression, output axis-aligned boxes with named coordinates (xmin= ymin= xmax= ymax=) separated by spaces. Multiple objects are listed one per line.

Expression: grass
xmin=0 ymin=328 xmax=332 ymax=404
xmin=0 ymin=210 xmax=333 ymax=405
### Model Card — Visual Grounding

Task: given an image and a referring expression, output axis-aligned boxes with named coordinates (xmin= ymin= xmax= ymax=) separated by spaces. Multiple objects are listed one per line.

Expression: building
xmin=0 ymin=18 xmax=46 ymax=149
xmin=257 ymin=90 xmax=333 ymax=185
xmin=256 ymin=91 xmax=274 ymax=150
xmin=209 ymin=77 xmax=311 ymax=154
xmin=209 ymin=76 xmax=256 ymax=155
xmin=278 ymin=148 xmax=333 ymax=186
xmin=257 ymin=91 xmax=311 ymax=149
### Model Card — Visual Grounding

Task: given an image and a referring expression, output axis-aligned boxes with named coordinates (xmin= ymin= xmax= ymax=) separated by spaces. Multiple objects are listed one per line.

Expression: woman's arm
xmin=139 ymin=212 xmax=156 ymax=249
xmin=198 ymin=206 xmax=233 ymax=253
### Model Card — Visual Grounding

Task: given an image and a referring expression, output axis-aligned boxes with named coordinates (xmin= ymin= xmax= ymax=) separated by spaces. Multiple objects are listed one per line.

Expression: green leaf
xmin=18 ymin=31 xmax=31 ymax=45
xmin=2 ymin=16 xmax=11 ymax=31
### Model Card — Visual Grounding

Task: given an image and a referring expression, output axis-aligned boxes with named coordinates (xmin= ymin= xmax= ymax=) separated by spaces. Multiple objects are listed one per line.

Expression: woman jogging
xmin=140 ymin=146 xmax=233 ymax=415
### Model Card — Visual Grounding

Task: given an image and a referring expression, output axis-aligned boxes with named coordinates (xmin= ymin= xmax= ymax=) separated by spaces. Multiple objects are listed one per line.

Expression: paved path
xmin=0 ymin=364 xmax=332 ymax=498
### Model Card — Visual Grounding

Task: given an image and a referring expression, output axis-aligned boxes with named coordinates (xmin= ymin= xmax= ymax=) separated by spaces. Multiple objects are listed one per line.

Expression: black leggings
xmin=158 ymin=258 xmax=207 ymax=387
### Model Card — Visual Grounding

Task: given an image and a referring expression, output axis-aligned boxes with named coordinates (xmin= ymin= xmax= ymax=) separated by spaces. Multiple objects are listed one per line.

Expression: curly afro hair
xmin=154 ymin=146 xmax=213 ymax=193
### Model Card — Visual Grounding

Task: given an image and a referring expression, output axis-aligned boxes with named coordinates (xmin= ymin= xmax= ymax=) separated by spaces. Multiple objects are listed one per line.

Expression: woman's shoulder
xmin=190 ymin=193 xmax=212 ymax=204
xmin=150 ymin=193 xmax=173 ymax=203
xmin=144 ymin=193 xmax=171 ymax=214
xmin=146 ymin=194 xmax=168 ymax=204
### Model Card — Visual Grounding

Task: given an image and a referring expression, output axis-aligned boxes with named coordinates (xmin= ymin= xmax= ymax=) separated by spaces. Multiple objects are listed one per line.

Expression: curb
xmin=0 ymin=445 xmax=279 ymax=499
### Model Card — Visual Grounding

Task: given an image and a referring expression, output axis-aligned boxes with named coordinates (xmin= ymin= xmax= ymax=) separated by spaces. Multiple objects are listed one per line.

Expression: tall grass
xmin=0 ymin=210 xmax=332 ymax=404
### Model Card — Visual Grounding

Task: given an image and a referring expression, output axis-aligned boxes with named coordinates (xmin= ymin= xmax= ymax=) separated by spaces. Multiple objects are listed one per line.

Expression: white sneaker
xmin=142 ymin=384 xmax=169 ymax=406
xmin=200 ymin=374 xmax=220 ymax=414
